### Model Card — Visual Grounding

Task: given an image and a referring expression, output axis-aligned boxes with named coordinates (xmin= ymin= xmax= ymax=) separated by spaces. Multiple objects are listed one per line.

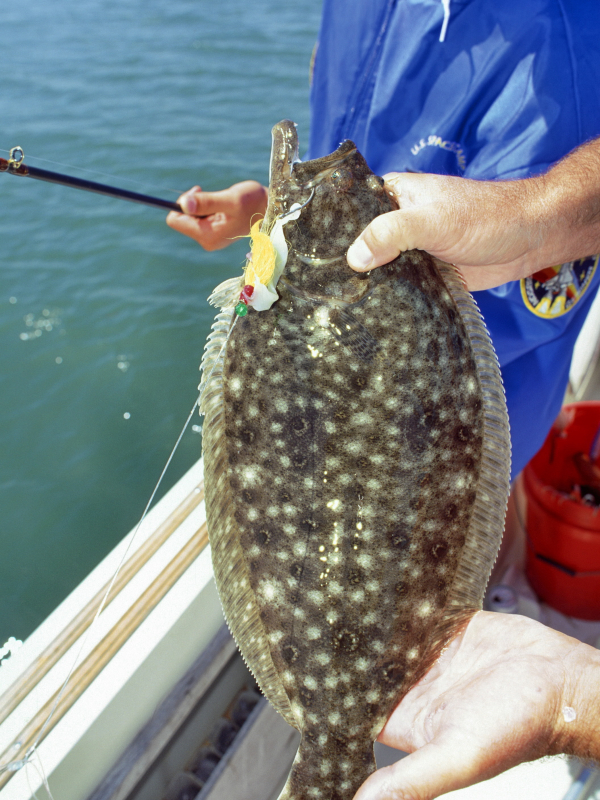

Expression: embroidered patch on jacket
xmin=520 ymin=256 xmax=599 ymax=318
xmin=410 ymin=135 xmax=467 ymax=172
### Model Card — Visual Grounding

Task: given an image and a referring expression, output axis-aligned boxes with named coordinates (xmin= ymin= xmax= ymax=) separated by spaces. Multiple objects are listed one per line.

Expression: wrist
xmin=551 ymin=639 xmax=600 ymax=762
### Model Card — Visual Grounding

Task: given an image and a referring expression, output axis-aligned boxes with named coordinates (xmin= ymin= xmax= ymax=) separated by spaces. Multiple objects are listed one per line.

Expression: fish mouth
xmin=263 ymin=120 xmax=357 ymax=228
xmin=268 ymin=119 xmax=300 ymax=187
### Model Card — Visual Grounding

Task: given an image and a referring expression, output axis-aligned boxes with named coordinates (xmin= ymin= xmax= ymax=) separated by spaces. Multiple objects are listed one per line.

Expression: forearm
xmin=518 ymin=137 xmax=600 ymax=272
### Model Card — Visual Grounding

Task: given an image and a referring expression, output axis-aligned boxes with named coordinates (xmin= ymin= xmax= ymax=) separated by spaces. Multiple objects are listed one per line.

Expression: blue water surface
xmin=0 ymin=0 xmax=322 ymax=643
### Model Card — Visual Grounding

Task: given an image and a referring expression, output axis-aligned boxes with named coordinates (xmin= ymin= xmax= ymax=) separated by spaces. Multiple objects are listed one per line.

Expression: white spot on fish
xmin=344 ymin=441 xmax=361 ymax=455
xmin=350 ymin=412 xmax=372 ymax=425
xmin=418 ymin=600 xmax=433 ymax=617
xmin=260 ymin=579 xmax=285 ymax=604
xmin=229 ymin=376 xmax=242 ymax=395
xmin=241 ymin=465 xmax=259 ymax=486
xmin=304 ymin=675 xmax=318 ymax=690
xmin=314 ymin=306 xmax=330 ymax=327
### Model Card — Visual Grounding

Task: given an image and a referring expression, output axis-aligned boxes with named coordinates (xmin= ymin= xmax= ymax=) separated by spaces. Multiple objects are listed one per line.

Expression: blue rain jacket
xmin=307 ymin=0 xmax=600 ymax=478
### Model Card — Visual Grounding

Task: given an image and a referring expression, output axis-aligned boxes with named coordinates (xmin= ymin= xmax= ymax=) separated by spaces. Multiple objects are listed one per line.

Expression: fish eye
xmin=330 ymin=168 xmax=354 ymax=191
xmin=366 ymin=174 xmax=385 ymax=190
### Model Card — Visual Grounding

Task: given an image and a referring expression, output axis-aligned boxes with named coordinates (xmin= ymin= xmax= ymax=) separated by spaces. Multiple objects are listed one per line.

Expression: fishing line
xmin=0 ymin=147 xmax=184 ymax=197
xmin=27 ymin=752 xmax=55 ymax=800
xmin=25 ymin=758 xmax=41 ymax=800
xmin=0 ymin=310 xmax=238 ymax=794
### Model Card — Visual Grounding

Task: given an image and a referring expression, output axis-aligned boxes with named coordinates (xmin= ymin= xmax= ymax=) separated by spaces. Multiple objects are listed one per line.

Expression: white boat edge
xmin=0 ymin=457 xmax=227 ymax=800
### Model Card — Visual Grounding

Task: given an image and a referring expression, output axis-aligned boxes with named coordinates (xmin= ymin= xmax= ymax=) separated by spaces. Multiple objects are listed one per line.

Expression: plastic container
xmin=523 ymin=402 xmax=600 ymax=620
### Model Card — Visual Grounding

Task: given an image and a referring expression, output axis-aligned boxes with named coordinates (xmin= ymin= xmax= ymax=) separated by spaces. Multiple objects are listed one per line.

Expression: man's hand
xmin=354 ymin=612 xmax=600 ymax=800
xmin=347 ymin=138 xmax=600 ymax=291
xmin=166 ymin=180 xmax=268 ymax=251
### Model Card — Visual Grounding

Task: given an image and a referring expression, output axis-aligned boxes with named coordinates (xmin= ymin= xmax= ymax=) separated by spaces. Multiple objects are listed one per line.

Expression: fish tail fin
xmin=278 ymin=730 xmax=376 ymax=800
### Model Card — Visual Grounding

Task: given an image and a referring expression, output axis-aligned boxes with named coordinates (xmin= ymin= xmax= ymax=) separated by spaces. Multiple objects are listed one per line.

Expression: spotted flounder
xmin=199 ymin=120 xmax=510 ymax=800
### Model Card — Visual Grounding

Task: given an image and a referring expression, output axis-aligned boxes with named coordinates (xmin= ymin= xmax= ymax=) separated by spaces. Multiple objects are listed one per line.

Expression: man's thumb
xmin=353 ymin=742 xmax=482 ymax=800
xmin=347 ymin=210 xmax=418 ymax=272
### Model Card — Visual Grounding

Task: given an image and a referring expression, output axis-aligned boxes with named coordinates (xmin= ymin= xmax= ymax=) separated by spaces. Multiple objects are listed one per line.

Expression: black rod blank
xmin=0 ymin=157 xmax=183 ymax=213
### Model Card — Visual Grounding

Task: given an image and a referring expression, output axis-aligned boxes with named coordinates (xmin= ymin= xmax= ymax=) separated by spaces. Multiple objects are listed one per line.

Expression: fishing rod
xmin=1 ymin=146 xmax=183 ymax=213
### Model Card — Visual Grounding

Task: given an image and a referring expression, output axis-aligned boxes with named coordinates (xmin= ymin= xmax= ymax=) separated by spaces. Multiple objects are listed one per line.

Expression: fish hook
xmin=277 ymin=187 xmax=315 ymax=220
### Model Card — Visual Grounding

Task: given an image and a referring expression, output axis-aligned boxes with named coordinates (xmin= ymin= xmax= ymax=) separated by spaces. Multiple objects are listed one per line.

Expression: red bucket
xmin=523 ymin=402 xmax=600 ymax=620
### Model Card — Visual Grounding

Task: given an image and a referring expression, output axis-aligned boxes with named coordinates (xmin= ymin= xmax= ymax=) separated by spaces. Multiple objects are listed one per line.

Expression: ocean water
xmin=0 ymin=0 xmax=322 ymax=645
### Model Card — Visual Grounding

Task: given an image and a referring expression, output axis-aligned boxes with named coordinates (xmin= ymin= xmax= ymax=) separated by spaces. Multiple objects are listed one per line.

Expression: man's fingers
xmin=177 ymin=187 xmax=236 ymax=217
xmin=166 ymin=211 xmax=210 ymax=235
xmin=165 ymin=211 xmax=229 ymax=250
xmin=347 ymin=210 xmax=418 ymax=272
xmin=354 ymin=741 xmax=487 ymax=800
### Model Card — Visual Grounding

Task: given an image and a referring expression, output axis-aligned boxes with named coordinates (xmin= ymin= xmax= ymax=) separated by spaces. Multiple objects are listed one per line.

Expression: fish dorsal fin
xmin=198 ymin=276 xmax=245 ymax=416
xmin=433 ymin=259 xmax=511 ymax=634
xmin=198 ymin=308 xmax=236 ymax=416
xmin=200 ymin=283 xmax=297 ymax=729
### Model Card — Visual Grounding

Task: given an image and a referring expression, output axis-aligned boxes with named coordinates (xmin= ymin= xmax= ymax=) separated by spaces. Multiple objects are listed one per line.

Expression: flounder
xmin=199 ymin=120 xmax=510 ymax=800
